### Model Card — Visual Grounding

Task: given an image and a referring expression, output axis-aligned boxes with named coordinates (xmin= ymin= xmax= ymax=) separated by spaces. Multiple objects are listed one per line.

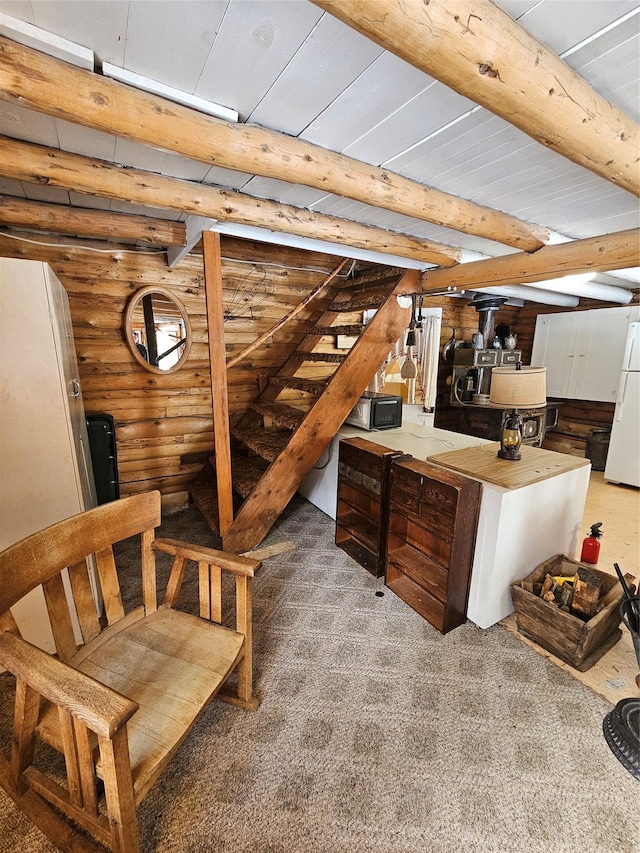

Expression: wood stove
xmin=458 ymin=403 xmax=549 ymax=447
xmin=447 ymin=293 xmax=555 ymax=447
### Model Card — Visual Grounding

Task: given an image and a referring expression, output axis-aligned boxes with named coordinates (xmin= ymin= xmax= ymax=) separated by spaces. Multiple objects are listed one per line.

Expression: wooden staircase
xmin=193 ymin=267 xmax=419 ymax=553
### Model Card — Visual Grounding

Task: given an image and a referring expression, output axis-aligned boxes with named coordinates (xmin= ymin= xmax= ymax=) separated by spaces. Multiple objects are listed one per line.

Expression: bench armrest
xmin=0 ymin=631 xmax=138 ymax=739
xmin=153 ymin=538 xmax=261 ymax=576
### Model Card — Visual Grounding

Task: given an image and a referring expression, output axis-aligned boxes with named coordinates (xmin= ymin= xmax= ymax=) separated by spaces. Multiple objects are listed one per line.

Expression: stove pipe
xmin=468 ymin=294 xmax=508 ymax=346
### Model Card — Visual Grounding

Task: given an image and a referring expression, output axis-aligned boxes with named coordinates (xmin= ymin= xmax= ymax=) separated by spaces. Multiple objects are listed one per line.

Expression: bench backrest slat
xmin=0 ymin=493 xmax=162 ymax=652
xmin=0 ymin=493 xmax=161 ymax=617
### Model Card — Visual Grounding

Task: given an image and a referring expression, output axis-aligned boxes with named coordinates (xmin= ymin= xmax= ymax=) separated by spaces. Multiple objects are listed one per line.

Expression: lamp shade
xmin=490 ymin=366 xmax=547 ymax=408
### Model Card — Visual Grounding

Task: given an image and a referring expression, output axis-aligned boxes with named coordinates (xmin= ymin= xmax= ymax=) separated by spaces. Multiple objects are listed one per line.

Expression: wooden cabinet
xmin=385 ymin=457 xmax=481 ymax=634
xmin=0 ymin=258 xmax=98 ymax=652
xmin=531 ymin=307 xmax=636 ymax=401
xmin=335 ymin=437 xmax=405 ymax=577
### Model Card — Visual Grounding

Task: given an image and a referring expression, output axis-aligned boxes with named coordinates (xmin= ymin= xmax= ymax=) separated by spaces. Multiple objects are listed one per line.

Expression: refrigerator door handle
xmin=615 ymin=372 xmax=628 ymax=419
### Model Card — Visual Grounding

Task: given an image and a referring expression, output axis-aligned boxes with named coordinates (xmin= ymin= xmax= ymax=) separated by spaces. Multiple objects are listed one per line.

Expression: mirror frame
xmin=124 ymin=285 xmax=193 ymax=375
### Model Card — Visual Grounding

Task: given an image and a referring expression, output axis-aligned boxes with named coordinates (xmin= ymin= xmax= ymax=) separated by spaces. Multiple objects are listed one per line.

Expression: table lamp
xmin=489 ymin=365 xmax=547 ymax=461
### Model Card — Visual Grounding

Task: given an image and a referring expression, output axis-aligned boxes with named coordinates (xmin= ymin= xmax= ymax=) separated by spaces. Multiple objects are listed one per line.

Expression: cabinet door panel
xmin=387 ymin=535 xmax=449 ymax=601
xmin=388 ymin=514 xmax=451 ymax=566
xmin=337 ymin=481 xmax=379 ymax=519
xmin=532 ymin=307 xmax=632 ymax=402
xmin=531 ymin=313 xmax=577 ymax=397
xmin=574 ymin=308 xmax=631 ymax=402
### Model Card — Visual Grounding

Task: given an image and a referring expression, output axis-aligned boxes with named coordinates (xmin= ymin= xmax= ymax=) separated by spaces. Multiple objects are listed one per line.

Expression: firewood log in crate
xmin=511 ymin=554 xmax=635 ymax=671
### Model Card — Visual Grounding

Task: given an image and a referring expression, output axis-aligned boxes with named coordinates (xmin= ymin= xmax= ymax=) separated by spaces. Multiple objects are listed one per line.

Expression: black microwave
xmin=344 ymin=392 xmax=403 ymax=431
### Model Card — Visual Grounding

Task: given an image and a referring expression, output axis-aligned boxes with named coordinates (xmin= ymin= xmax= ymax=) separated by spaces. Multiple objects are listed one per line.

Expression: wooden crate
xmin=386 ymin=457 xmax=481 ymax=634
xmin=335 ymin=438 xmax=406 ymax=577
xmin=511 ymin=554 xmax=634 ymax=671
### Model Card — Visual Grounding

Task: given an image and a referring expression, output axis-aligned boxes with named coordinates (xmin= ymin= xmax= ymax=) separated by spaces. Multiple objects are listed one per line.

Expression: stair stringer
xmin=222 ymin=269 xmax=419 ymax=553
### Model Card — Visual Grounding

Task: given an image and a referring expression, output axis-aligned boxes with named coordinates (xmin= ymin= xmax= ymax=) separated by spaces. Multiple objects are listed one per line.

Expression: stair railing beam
xmin=226 ymin=258 xmax=349 ymax=369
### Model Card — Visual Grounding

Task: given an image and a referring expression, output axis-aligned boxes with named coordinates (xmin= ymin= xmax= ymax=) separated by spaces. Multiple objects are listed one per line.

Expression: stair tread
xmin=250 ymin=402 xmax=306 ymax=429
xmin=344 ymin=267 xmax=402 ymax=287
xmin=311 ymin=324 xmax=364 ymax=336
xmin=231 ymin=454 xmax=267 ymax=498
xmin=330 ymin=293 xmax=388 ymax=312
xmin=231 ymin=426 xmax=291 ymax=463
xmin=189 ymin=461 xmax=220 ymax=534
xmin=290 ymin=351 xmax=346 ymax=363
xmin=269 ymin=376 xmax=328 ymax=395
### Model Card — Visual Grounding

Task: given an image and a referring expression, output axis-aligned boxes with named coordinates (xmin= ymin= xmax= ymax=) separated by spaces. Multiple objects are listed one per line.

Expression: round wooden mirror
xmin=124 ymin=286 xmax=192 ymax=374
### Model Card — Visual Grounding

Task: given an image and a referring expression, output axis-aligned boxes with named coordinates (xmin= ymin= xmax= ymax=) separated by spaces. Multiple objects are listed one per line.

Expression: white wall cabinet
xmin=531 ymin=306 xmax=636 ymax=401
xmin=0 ymin=258 xmax=97 ymax=651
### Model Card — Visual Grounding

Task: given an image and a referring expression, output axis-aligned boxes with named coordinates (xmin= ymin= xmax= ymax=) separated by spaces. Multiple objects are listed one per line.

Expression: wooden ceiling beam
xmin=420 ymin=229 xmax=640 ymax=294
xmin=0 ymin=195 xmax=185 ymax=246
xmin=0 ymin=136 xmax=462 ymax=267
xmin=313 ymin=0 xmax=639 ymax=196
xmin=0 ymin=35 xmax=548 ymax=252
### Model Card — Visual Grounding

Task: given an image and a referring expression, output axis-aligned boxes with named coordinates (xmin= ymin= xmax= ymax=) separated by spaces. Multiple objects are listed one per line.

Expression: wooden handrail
xmin=226 ymin=258 xmax=350 ymax=369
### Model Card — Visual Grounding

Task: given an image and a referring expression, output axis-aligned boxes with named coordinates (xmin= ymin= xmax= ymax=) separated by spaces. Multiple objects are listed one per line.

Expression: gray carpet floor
xmin=0 ymin=495 xmax=637 ymax=853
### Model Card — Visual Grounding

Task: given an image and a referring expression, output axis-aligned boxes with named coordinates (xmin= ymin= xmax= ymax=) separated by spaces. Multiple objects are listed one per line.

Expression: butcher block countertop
xmin=428 ymin=442 xmax=590 ymax=490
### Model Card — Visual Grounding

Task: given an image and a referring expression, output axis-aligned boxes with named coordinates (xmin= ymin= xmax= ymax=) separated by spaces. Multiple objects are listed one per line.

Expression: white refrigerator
xmin=604 ymin=321 xmax=640 ymax=487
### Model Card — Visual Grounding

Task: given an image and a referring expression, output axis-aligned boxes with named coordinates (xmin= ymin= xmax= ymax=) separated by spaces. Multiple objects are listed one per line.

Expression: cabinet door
xmin=531 ymin=313 xmax=578 ymax=397
xmin=532 ymin=308 xmax=632 ymax=402
xmin=335 ymin=437 xmax=400 ymax=577
xmin=386 ymin=458 xmax=481 ymax=634
xmin=0 ymin=259 xmax=98 ymax=653
xmin=46 ymin=266 xmax=97 ymax=510
xmin=571 ymin=307 xmax=632 ymax=402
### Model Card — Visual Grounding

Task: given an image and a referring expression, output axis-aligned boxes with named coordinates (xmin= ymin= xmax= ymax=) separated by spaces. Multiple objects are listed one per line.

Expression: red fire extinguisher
xmin=580 ymin=522 xmax=603 ymax=566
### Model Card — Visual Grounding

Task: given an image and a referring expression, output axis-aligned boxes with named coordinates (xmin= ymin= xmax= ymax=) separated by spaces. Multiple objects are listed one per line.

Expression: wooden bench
xmin=0 ymin=491 xmax=261 ymax=852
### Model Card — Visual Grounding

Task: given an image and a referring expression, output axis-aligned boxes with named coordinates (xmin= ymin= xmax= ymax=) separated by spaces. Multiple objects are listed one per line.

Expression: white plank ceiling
xmin=0 ymin=0 xmax=638 ymax=301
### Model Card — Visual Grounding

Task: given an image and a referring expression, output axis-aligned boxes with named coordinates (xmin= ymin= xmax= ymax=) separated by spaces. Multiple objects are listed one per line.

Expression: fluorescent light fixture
xmin=205 ymin=221 xmax=432 ymax=271
xmin=0 ymin=12 xmax=93 ymax=69
xmin=555 ymin=272 xmax=596 ymax=286
xmin=471 ymin=286 xmax=578 ymax=307
xmin=527 ymin=275 xmax=632 ymax=303
xmin=608 ymin=267 xmax=640 ymax=285
xmin=102 ymin=62 xmax=238 ymax=123
xmin=168 ymin=216 xmax=434 ymax=270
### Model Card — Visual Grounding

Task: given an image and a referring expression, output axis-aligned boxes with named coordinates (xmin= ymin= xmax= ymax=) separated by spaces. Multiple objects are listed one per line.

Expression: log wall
xmin=2 ymin=227 xmax=636 ymax=497
xmin=0 ymin=233 xmax=342 ymax=498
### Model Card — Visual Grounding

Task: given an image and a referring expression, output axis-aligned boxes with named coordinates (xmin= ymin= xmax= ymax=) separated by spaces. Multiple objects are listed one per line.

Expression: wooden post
xmin=203 ymin=230 xmax=234 ymax=537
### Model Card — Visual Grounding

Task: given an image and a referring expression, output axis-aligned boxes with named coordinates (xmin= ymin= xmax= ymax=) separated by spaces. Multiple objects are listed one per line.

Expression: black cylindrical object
xmin=585 ymin=428 xmax=610 ymax=471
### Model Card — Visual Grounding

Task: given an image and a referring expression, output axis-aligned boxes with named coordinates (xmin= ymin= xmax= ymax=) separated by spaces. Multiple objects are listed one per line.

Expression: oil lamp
xmin=489 ymin=364 xmax=547 ymax=461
